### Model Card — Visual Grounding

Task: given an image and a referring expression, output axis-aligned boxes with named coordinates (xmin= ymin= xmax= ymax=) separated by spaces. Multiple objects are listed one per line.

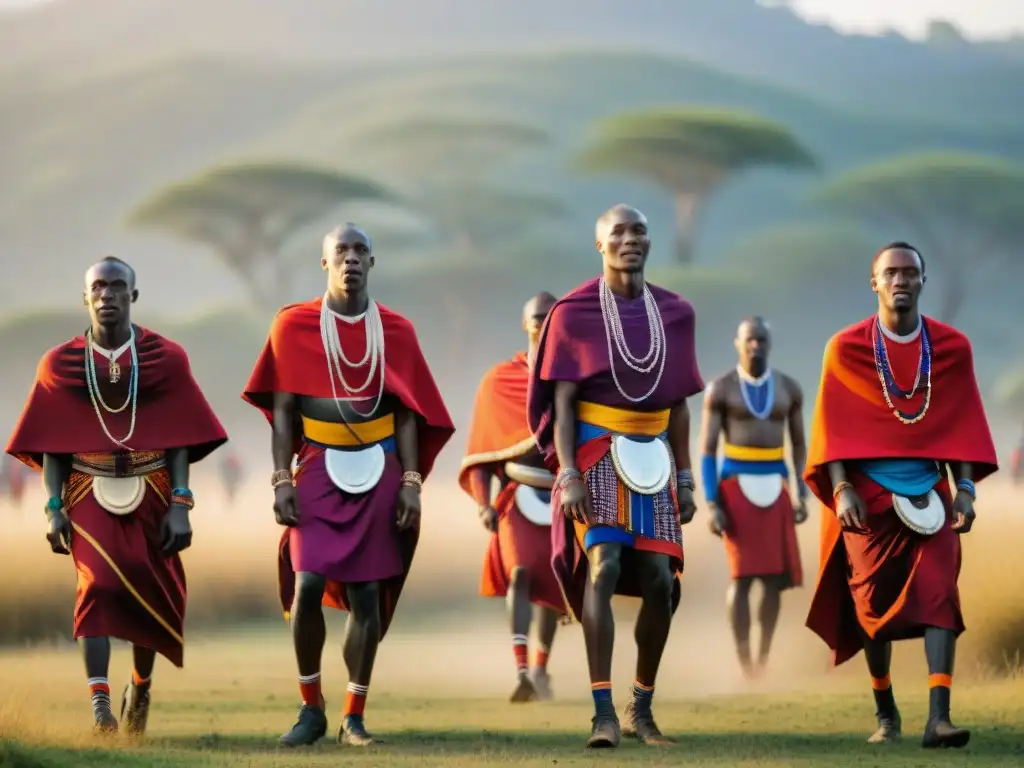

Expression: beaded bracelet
xmin=170 ymin=488 xmax=195 ymax=510
xmin=675 ymin=469 xmax=695 ymax=491
xmin=832 ymin=481 xmax=853 ymax=499
xmin=271 ymin=469 xmax=293 ymax=489
xmin=556 ymin=468 xmax=582 ymax=489
xmin=401 ymin=471 xmax=423 ymax=490
xmin=955 ymin=479 xmax=976 ymax=500
xmin=45 ymin=496 xmax=64 ymax=516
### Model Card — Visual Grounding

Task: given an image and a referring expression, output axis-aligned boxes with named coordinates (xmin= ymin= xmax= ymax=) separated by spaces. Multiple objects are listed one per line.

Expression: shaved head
xmin=522 ymin=291 xmax=557 ymax=324
xmin=595 ymin=204 xmax=647 ymax=241
xmin=86 ymin=255 xmax=136 ymax=289
xmin=522 ymin=290 xmax=557 ymax=348
xmin=734 ymin=315 xmax=771 ymax=374
xmin=323 ymin=223 xmax=372 ymax=259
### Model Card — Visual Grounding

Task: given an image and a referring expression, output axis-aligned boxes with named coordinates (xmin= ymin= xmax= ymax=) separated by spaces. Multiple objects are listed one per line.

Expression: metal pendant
xmin=109 ymin=359 xmax=121 ymax=384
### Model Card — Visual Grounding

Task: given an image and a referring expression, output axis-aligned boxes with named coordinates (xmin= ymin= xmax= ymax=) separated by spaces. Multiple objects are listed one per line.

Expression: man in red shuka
xmin=5 ymin=256 xmax=228 ymax=735
xmin=459 ymin=292 xmax=566 ymax=703
xmin=804 ymin=242 xmax=998 ymax=749
xmin=242 ymin=224 xmax=455 ymax=748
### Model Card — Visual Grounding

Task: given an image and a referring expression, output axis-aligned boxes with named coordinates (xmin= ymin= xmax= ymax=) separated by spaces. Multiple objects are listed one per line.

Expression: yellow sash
xmin=301 ymin=413 xmax=395 ymax=447
xmin=577 ymin=401 xmax=669 ymax=436
xmin=722 ymin=443 xmax=785 ymax=462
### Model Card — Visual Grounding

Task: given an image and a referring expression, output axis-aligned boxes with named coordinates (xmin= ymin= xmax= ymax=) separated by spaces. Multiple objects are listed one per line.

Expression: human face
xmin=84 ymin=261 xmax=136 ymax=328
xmin=596 ymin=207 xmax=650 ymax=273
xmin=522 ymin=294 xmax=556 ymax=344
xmin=735 ymin=319 xmax=771 ymax=374
xmin=322 ymin=228 xmax=373 ymax=294
xmin=872 ymin=247 xmax=924 ymax=314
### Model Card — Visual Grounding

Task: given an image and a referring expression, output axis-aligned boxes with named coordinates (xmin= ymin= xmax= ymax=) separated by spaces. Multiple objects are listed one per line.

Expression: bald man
xmin=527 ymin=205 xmax=704 ymax=748
xmin=5 ymin=256 xmax=227 ymax=735
xmin=699 ymin=316 xmax=806 ymax=679
xmin=459 ymin=293 xmax=566 ymax=702
xmin=243 ymin=224 xmax=455 ymax=748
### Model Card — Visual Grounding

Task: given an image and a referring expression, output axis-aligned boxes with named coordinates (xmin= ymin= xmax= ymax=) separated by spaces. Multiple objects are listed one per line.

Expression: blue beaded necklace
xmin=737 ymin=366 xmax=774 ymax=420
xmin=872 ymin=317 xmax=932 ymax=424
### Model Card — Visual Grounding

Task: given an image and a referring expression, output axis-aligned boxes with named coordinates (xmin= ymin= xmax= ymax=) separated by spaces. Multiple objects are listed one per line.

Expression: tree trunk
xmin=673 ymin=192 xmax=699 ymax=264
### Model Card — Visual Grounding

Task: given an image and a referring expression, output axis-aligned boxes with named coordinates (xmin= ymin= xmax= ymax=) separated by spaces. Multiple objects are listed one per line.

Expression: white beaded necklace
xmin=319 ymin=294 xmax=386 ymax=420
xmin=598 ymin=277 xmax=666 ymax=403
xmin=84 ymin=327 xmax=139 ymax=448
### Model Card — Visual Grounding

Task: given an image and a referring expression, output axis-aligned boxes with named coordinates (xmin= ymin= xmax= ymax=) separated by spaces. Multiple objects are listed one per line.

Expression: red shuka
xmin=6 ymin=328 xmax=227 ymax=468
xmin=5 ymin=327 xmax=228 ymax=666
xmin=242 ymin=298 xmax=454 ymax=478
xmin=458 ymin=353 xmax=563 ymax=612
xmin=803 ymin=315 xmax=997 ymax=664
xmin=241 ymin=297 xmax=455 ymax=626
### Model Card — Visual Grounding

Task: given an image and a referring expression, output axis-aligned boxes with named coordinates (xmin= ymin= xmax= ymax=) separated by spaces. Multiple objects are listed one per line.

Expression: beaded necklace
xmin=872 ymin=317 xmax=932 ymax=425
xmin=737 ymin=366 xmax=774 ymax=420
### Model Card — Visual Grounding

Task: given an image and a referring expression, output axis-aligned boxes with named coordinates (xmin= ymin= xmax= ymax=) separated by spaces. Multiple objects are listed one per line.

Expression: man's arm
xmin=271 ymin=392 xmax=297 ymax=473
xmin=668 ymin=399 xmax=693 ymax=476
xmin=946 ymin=461 xmax=974 ymax=490
xmin=166 ymin=448 xmax=190 ymax=495
xmin=552 ymin=381 xmax=580 ymax=475
xmin=786 ymin=378 xmax=808 ymax=503
xmin=41 ymin=453 xmax=71 ymax=506
xmin=395 ymin=406 xmax=420 ymax=476
xmin=698 ymin=383 xmax=724 ymax=504
xmin=467 ymin=466 xmax=495 ymax=508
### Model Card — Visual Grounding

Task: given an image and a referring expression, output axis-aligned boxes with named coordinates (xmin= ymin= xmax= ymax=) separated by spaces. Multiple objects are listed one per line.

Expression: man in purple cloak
xmin=527 ymin=204 xmax=704 ymax=749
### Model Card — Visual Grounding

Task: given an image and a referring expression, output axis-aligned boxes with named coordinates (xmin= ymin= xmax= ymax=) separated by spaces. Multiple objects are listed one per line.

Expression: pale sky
xmin=1 ymin=1 xmax=1022 ymax=40
xmin=782 ymin=1 xmax=1024 ymax=39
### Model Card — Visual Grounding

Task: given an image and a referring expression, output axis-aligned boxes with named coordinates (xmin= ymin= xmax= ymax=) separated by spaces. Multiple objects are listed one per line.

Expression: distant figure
xmin=527 ymin=205 xmax=703 ymax=748
xmin=242 ymin=224 xmax=455 ymax=748
xmin=699 ymin=316 xmax=806 ymax=679
xmin=4 ymin=256 xmax=227 ymax=736
xmin=804 ymin=242 xmax=998 ymax=749
xmin=459 ymin=292 xmax=565 ymax=703
xmin=221 ymin=451 xmax=244 ymax=505
xmin=2 ymin=454 xmax=29 ymax=510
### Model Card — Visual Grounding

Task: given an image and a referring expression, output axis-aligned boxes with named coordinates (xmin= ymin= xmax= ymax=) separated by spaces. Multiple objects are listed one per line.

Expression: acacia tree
xmin=814 ymin=152 xmax=1024 ymax=322
xmin=125 ymin=162 xmax=398 ymax=308
xmin=573 ymin=107 xmax=817 ymax=263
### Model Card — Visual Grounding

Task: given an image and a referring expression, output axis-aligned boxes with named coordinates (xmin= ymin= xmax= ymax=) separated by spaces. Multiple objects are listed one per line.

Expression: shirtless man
xmin=459 ymin=293 xmax=565 ymax=702
xmin=699 ymin=316 xmax=806 ymax=678
xmin=243 ymin=224 xmax=454 ymax=748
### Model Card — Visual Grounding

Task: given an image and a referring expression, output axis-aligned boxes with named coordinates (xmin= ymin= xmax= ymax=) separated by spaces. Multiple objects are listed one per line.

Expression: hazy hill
xmin=3 ymin=0 xmax=1023 ymax=125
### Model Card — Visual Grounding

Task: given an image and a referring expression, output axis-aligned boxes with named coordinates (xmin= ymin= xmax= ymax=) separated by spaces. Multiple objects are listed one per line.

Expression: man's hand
xmin=478 ymin=504 xmax=498 ymax=533
xmin=274 ymin=483 xmax=299 ymax=527
xmin=560 ymin=475 xmax=591 ymax=524
xmin=161 ymin=503 xmax=193 ymax=556
xmin=794 ymin=498 xmax=808 ymax=525
xmin=677 ymin=486 xmax=697 ymax=525
xmin=396 ymin=485 xmax=421 ymax=530
xmin=951 ymin=490 xmax=976 ymax=534
xmin=707 ymin=501 xmax=728 ymax=537
xmin=836 ymin=486 xmax=867 ymax=531
xmin=46 ymin=507 xmax=72 ymax=555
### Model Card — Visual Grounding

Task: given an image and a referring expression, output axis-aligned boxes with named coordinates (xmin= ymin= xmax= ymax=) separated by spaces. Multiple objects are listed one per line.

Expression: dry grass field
xmin=1 ymin=474 xmax=1022 ymax=765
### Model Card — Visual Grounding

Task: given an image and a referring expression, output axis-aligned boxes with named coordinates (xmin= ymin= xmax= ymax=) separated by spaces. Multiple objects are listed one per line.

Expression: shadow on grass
xmin=153 ymin=727 xmax=1024 ymax=759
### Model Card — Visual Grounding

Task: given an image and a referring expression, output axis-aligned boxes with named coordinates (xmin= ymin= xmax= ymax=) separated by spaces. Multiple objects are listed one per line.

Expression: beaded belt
xmin=71 ymin=451 xmax=166 ymax=478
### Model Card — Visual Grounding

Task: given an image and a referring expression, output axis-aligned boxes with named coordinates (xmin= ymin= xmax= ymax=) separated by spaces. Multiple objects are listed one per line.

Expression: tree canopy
xmin=573 ymin=107 xmax=816 ymax=263
xmin=813 ymin=151 xmax=1024 ymax=321
xmin=125 ymin=161 xmax=399 ymax=307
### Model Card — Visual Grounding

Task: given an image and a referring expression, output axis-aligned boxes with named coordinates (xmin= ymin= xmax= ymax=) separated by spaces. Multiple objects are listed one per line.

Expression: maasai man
xmin=804 ymin=242 xmax=997 ymax=748
xmin=459 ymin=292 xmax=564 ymax=703
xmin=527 ymin=205 xmax=704 ymax=748
xmin=5 ymin=256 xmax=227 ymax=734
xmin=699 ymin=316 xmax=806 ymax=679
xmin=242 ymin=224 xmax=454 ymax=748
